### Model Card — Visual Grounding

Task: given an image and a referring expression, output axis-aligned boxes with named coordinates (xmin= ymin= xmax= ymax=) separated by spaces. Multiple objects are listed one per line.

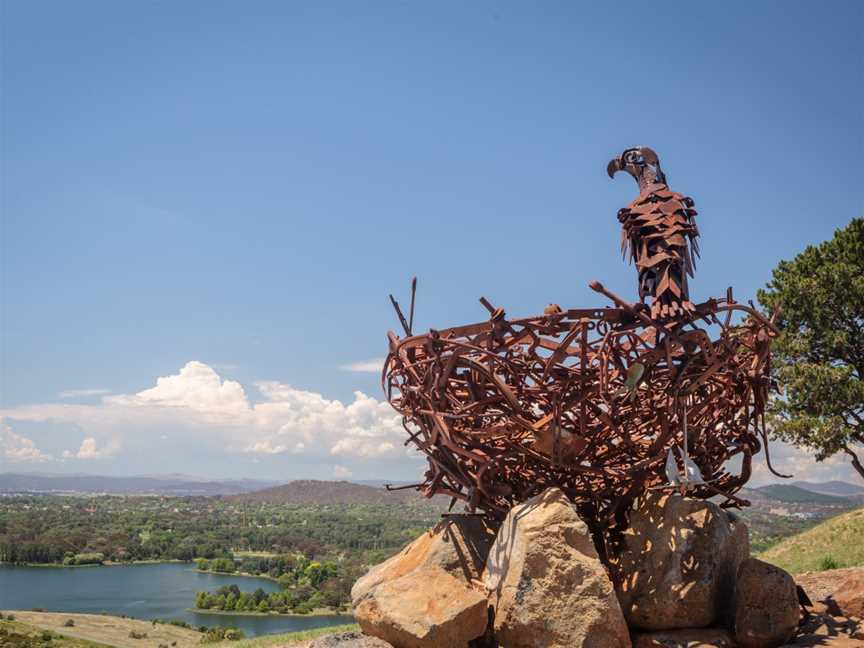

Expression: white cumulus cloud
xmin=63 ymin=436 xmax=113 ymax=460
xmin=0 ymin=361 xmax=407 ymax=468
xmin=749 ymin=438 xmax=862 ymax=486
xmin=1 ymin=423 xmax=53 ymax=463
xmin=108 ymin=361 xmax=250 ymax=415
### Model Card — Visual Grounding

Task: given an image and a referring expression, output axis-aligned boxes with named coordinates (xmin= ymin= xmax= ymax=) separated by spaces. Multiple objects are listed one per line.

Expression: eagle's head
xmin=607 ymin=146 xmax=667 ymax=189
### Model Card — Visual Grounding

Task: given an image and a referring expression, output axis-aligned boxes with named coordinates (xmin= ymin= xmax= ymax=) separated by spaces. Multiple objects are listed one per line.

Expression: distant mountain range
xmin=0 ymin=472 xmax=278 ymax=496
xmin=2 ymin=472 xmax=861 ymax=508
xmin=788 ymin=480 xmax=864 ymax=497
xmin=745 ymin=484 xmax=857 ymax=505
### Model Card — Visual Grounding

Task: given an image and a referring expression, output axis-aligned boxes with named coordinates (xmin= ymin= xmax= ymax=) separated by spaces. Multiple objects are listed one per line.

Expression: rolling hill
xmin=789 ymin=480 xmax=864 ymax=497
xmin=227 ymin=479 xmax=445 ymax=508
xmin=758 ymin=506 xmax=864 ymax=573
xmin=751 ymin=483 xmax=854 ymax=505
xmin=0 ymin=472 xmax=277 ymax=495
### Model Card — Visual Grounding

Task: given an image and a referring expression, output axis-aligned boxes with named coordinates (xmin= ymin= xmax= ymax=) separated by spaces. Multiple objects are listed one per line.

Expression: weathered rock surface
xmin=796 ymin=566 xmax=864 ymax=620
xmin=735 ymin=558 xmax=799 ymax=648
xmin=307 ymin=631 xmax=394 ymax=647
xmin=484 ymin=487 xmax=631 ymax=648
xmin=631 ymin=627 xmax=735 ymax=647
xmin=353 ymin=567 xmax=488 ymax=648
xmin=352 ymin=515 xmax=496 ymax=600
xmin=351 ymin=517 xmax=495 ymax=648
xmin=614 ymin=492 xmax=749 ymax=631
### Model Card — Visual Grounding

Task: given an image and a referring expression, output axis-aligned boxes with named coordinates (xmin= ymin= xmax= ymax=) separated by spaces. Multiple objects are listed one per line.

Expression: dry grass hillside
xmin=0 ymin=612 xmax=201 ymax=648
xmin=758 ymin=506 xmax=864 ymax=574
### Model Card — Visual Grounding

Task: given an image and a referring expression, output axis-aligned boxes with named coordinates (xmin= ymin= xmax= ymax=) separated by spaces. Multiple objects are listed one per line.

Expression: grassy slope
xmin=213 ymin=623 xmax=359 ymax=648
xmin=758 ymin=506 xmax=864 ymax=573
xmin=2 ymin=612 xmax=202 ymax=648
xmin=4 ymin=611 xmax=358 ymax=648
xmin=0 ymin=617 xmax=113 ymax=648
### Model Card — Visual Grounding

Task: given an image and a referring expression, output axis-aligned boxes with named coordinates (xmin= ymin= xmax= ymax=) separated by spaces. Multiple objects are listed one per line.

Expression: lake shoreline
xmin=189 ymin=607 xmax=352 ymax=618
xmin=0 ymin=563 xmax=354 ymax=637
xmin=0 ymin=559 xmax=192 ymax=569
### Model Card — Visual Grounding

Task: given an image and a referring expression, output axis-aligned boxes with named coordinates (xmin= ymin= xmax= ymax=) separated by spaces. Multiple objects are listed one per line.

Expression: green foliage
xmin=63 ymin=553 xmax=104 ymax=566
xmin=758 ymin=217 xmax=864 ymax=480
xmin=819 ymin=554 xmax=839 ymax=570
xmin=208 ymin=558 xmax=236 ymax=573
xmin=200 ymin=627 xmax=245 ymax=643
xmin=0 ymin=495 xmax=436 ymax=567
xmin=194 ymin=556 xmax=352 ymax=614
xmin=128 ymin=631 xmax=148 ymax=639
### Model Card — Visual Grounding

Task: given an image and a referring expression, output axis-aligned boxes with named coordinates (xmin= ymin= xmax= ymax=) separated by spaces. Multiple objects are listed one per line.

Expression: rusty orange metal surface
xmin=383 ymin=148 xmax=779 ymax=551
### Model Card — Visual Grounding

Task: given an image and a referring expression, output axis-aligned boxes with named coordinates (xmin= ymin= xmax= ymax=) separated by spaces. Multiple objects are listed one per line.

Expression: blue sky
xmin=1 ymin=0 xmax=862 ymax=482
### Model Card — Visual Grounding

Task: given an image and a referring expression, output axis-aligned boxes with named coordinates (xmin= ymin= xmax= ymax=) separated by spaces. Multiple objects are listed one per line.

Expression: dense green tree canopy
xmin=758 ymin=218 xmax=864 ymax=480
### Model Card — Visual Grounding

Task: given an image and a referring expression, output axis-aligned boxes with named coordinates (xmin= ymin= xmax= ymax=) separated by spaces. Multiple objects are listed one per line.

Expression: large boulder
xmin=352 ymin=515 xmax=496 ymax=599
xmin=631 ymin=627 xmax=735 ymax=647
xmin=614 ymin=492 xmax=749 ymax=630
xmin=483 ymin=487 xmax=631 ymax=648
xmin=353 ymin=566 xmax=488 ymax=648
xmin=351 ymin=516 xmax=495 ymax=648
xmin=734 ymin=558 xmax=799 ymax=648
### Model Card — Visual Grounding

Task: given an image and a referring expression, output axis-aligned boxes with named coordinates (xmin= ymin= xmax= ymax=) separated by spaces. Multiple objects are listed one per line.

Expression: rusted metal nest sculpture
xmin=382 ymin=147 xmax=781 ymax=544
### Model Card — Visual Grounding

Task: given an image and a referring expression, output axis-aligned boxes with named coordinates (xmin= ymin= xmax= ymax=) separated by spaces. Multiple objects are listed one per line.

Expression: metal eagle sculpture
xmin=381 ymin=148 xmax=780 ymax=555
xmin=608 ymin=147 xmax=700 ymax=321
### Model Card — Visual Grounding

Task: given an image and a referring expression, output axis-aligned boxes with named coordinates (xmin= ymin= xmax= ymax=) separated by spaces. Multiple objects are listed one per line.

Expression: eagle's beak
xmin=607 ymin=157 xmax=623 ymax=178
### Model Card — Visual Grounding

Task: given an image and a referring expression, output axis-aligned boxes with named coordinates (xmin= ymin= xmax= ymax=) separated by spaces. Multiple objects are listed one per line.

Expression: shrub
xmin=199 ymin=626 xmax=245 ymax=643
xmin=164 ymin=620 xmax=191 ymax=629
xmin=128 ymin=630 xmax=149 ymax=639
xmin=819 ymin=555 xmax=839 ymax=571
xmin=41 ymin=630 xmax=54 ymax=641
xmin=63 ymin=619 xmax=75 ymax=627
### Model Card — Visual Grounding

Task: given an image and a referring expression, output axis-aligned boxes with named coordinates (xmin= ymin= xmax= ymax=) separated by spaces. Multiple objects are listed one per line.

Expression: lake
xmin=0 ymin=563 xmax=353 ymax=637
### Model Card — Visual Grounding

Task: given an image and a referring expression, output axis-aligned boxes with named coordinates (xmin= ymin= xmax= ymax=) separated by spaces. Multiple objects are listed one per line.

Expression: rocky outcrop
xmin=631 ymin=627 xmax=735 ymax=647
xmin=308 ymin=631 xmax=394 ymax=647
xmin=483 ymin=487 xmax=631 ymax=648
xmin=734 ymin=558 xmax=799 ymax=648
xmin=790 ymin=609 xmax=864 ymax=647
xmin=796 ymin=566 xmax=864 ymax=620
xmin=350 ymin=516 xmax=495 ymax=648
xmin=614 ymin=492 xmax=749 ymax=631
